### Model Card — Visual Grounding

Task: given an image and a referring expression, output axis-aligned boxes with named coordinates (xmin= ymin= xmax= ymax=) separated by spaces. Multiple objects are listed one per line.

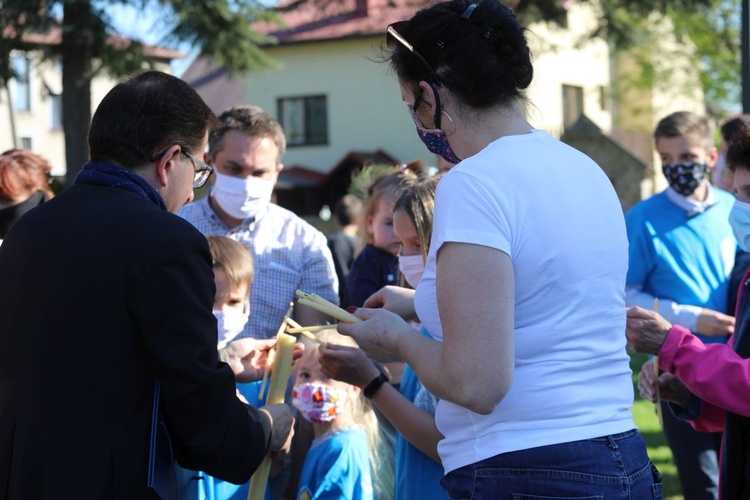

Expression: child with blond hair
xmin=294 ymin=329 xmax=389 ymax=500
xmin=346 ymin=164 xmax=422 ymax=308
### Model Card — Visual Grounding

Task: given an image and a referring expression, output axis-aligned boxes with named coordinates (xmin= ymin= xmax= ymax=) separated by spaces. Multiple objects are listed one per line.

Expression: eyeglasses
xmin=152 ymin=148 xmax=214 ymax=188
xmin=182 ymin=151 xmax=214 ymax=188
xmin=386 ymin=22 xmax=441 ymax=86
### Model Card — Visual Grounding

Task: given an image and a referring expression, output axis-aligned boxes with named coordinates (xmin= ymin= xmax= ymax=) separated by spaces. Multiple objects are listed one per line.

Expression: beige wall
xmin=527 ymin=4 xmax=613 ymax=137
xmin=245 ymin=37 xmax=434 ymax=171
xmin=0 ymin=55 xmax=69 ymax=175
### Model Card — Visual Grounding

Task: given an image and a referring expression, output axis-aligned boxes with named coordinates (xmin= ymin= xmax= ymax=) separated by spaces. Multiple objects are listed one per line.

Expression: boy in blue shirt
xmin=626 ymin=111 xmax=736 ymax=499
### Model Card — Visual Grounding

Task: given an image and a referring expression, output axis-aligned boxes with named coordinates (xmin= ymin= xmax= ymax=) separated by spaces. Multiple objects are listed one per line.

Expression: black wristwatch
xmin=363 ymin=371 xmax=389 ymax=399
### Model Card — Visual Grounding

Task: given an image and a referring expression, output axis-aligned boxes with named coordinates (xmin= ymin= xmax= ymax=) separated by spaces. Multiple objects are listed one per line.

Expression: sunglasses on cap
xmin=386 ymin=22 xmax=441 ymax=85
xmin=385 ymin=3 xmax=478 ymax=87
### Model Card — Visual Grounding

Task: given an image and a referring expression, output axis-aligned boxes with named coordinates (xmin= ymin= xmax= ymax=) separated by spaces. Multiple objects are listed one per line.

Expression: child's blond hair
xmin=299 ymin=329 xmax=394 ymax=500
xmin=352 ymin=163 xmax=423 ymax=251
xmin=206 ymin=235 xmax=254 ymax=293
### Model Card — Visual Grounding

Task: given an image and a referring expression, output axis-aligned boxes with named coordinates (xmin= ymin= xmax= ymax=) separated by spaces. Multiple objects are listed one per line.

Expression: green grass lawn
xmin=629 ymin=351 xmax=683 ymax=499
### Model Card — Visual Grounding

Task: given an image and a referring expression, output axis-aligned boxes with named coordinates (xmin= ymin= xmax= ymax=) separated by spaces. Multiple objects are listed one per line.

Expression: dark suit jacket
xmin=0 ymin=184 xmax=271 ymax=498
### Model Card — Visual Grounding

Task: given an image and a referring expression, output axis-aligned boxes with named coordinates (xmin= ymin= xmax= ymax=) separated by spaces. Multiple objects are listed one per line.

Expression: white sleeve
xmin=625 ymin=285 xmax=702 ymax=332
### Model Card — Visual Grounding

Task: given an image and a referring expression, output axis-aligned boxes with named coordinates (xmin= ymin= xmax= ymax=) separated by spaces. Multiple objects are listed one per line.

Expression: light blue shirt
xmin=297 ymin=428 xmax=373 ymax=500
xmin=396 ymin=362 xmax=446 ymax=500
xmin=178 ymin=195 xmax=338 ymax=339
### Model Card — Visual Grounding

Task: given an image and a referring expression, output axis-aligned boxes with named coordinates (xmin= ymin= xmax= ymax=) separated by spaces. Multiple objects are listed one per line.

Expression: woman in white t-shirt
xmin=338 ymin=1 xmax=662 ymax=498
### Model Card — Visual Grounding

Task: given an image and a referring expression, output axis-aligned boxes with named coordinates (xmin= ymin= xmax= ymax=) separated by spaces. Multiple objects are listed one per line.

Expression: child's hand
xmin=221 ymin=338 xmax=304 ymax=383
xmin=319 ymin=344 xmax=381 ymax=388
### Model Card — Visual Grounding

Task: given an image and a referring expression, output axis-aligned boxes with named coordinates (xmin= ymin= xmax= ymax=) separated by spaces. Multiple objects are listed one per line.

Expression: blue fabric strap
xmin=74 ymin=160 xmax=167 ymax=211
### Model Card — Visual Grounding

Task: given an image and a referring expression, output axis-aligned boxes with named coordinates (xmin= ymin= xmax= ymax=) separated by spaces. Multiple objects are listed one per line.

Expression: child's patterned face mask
xmin=662 ymin=161 xmax=707 ymax=197
xmin=292 ymin=382 xmax=347 ymax=423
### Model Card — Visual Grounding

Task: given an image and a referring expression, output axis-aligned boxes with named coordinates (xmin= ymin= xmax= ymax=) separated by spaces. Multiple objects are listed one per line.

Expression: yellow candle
xmin=295 ymin=290 xmax=361 ymax=323
xmin=247 ymin=332 xmax=297 ymax=500
xmin=653 ymin=297 xmax=663 ymax=426
xmin=285 ymin=318 xmax=327 ymax=345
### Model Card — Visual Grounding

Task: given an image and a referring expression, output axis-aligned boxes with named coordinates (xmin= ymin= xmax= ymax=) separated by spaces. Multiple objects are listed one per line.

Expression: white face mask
xmin=213 ymin=299 xmax=249 ymax=349
xmin=398 ymin=253 xmax=425 ymax=288
xmin=212 ymin=172 xmax=274 ymax=220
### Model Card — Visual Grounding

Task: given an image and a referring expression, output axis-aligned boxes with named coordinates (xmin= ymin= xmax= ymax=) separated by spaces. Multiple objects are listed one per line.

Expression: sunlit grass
xmin=630 ymin=351 xmax=683 ymax=499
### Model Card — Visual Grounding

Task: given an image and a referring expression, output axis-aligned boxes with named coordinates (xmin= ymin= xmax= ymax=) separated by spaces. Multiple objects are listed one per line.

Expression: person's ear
xmin=418 ymin=81 xmax=438 ymax=119
xmin=203 ymin=151 xmax=213 ymax=166
xmin=706 ymin=146 xmax=719 ymax=170
xmin=276 ymin=162 xmax=284 ymax=174
xmin=155 ymin=145 xmax=181 ymax=187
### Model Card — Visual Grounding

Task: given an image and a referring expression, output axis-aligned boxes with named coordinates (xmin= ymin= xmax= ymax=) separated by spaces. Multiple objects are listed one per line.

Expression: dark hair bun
xmin=389 ymin=0 xmax=533 ymax=109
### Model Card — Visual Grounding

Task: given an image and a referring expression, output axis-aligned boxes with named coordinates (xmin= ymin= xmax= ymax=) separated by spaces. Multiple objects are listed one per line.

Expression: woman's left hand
xmin=319 ymin=344 xmax=381 ymax=388
xmin=337 ymin=307 xmax=415 ymax=363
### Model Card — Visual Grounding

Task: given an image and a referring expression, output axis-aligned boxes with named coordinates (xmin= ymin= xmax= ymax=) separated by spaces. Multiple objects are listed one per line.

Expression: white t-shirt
xmin=414 ymin=130 xmax=636 ymax=474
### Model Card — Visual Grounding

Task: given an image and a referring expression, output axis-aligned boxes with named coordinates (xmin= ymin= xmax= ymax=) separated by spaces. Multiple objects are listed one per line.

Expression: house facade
xmin=187 ymin=0 xmax=619 ymax=174
xmin=184 ymin=0 xmax=706 ymax=213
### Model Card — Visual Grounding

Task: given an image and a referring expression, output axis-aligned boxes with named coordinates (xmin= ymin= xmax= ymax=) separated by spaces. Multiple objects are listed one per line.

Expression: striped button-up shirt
xmin=179 ymin=196 xmax=338 ymax=339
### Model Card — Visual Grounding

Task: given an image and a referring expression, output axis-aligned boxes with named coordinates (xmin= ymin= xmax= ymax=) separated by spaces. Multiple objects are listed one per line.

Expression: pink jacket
xmin=659 ymin=325 xmax=749 ymax=432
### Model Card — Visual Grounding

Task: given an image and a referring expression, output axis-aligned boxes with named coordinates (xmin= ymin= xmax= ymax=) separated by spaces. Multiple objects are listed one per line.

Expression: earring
xmin=441 ymin=111 xmax=457 ymax=135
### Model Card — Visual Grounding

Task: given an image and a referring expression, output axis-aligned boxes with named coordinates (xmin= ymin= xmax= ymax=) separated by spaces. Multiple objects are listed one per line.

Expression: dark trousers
xmin=661 ymin=401 xmax=722 ymax=500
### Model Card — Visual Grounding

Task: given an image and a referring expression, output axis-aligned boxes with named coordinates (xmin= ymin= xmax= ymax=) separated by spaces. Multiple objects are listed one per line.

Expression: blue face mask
xmin=729 ymin=200 xmax=750 ymax=252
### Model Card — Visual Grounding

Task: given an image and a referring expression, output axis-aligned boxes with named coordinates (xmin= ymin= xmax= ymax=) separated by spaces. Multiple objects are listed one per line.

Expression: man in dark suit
xmin=0 ymin=71 xmax=295 ymax=498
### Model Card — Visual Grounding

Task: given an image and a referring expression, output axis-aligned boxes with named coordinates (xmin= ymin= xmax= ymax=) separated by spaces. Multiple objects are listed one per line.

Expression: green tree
xmin=592 ymin=0 xmax=739 ymax=116
xmin=669 ymin=0 xmax=740 ymax=114
xmin=1 ymin=0 xmax=279 ymax=187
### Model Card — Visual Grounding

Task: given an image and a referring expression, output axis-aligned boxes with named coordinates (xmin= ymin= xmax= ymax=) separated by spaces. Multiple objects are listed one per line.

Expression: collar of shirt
xmin=665 ymin=183 xmax=717 ymax=217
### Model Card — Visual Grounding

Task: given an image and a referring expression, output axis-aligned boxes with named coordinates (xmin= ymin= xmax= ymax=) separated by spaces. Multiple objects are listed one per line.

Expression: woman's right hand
xmin=363 ymin=285 xmax=417 ymax=320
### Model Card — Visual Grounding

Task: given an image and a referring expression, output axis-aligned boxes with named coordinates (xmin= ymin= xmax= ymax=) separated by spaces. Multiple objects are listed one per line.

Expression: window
xmin=277 ymin=95 xmax=328 ymax=146
xmin=11 ymin=53 xmax=31 ymax=111
xmin=599 ymin=85 xmax=609 ymax=111
xmin=50 ymin=93 xmax=63 ymax=129
xmin=20 ymin=136 xmax=33 ymax=150
xmin=562 ymin=84 xmax=584 ymax=129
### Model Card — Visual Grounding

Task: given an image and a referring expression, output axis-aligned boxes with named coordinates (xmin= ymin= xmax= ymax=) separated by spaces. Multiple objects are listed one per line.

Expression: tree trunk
xmin=61 ymin=0 xmax=94 ymax=189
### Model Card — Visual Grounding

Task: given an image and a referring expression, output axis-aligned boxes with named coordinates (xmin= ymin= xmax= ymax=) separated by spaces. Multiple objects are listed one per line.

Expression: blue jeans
xmin=440 ymin=429 xmax=662 ymax=499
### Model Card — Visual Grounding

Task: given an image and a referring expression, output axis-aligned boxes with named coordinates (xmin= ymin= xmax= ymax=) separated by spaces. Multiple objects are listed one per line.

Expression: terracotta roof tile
xmin=258 ymin=0 xmax=427 ymax=44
